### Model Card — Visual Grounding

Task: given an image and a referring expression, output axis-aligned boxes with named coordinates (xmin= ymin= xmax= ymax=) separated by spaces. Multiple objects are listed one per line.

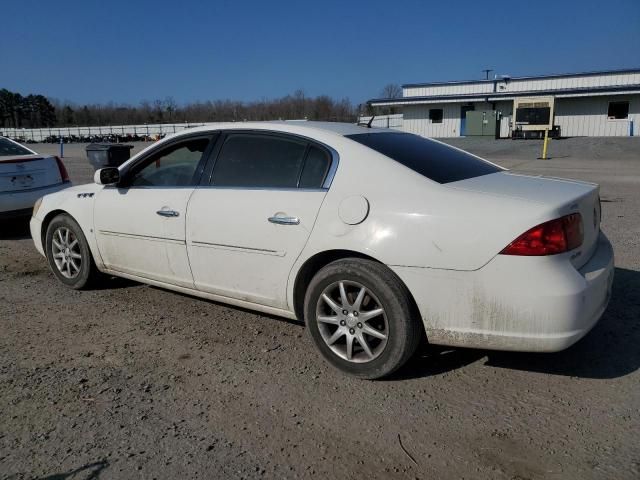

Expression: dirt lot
xmin=1 ymin=137 xmax=639 ymax=479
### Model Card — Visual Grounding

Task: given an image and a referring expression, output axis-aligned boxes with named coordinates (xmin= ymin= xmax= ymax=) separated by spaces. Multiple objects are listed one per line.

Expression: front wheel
xmin=304 ymin=259 xmax=422 ymax=379
xmin=45 ymin=214 xmax=101 ymax=289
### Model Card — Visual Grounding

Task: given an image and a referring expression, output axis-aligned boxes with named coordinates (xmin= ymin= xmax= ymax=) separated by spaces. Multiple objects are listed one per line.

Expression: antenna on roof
xmin=482 ymin=69 xmax=493 ymax=80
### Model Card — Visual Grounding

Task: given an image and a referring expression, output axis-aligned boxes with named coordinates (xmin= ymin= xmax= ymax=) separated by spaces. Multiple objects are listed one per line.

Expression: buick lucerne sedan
xmin=30 ymin=122 xmax=614 ymax=379
xmin=1 ymin=137 xmax=71 ymax=219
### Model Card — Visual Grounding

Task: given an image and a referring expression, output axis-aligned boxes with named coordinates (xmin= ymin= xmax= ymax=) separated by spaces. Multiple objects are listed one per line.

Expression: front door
xmin=94 ymin=135 xmax=214 ymax=287
xmin=187 ymin=132 xmax=334 ymax=309
xmin=460 ymin=105 xmax=475 ymax=136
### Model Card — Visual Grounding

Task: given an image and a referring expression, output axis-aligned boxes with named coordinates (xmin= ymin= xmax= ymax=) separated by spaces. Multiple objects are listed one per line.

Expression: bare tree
xmin=380 ymin=84 xmax=402 ymax=99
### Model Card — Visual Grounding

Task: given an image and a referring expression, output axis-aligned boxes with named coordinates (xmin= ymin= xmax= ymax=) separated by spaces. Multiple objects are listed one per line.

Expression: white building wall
xmin=382 ymin=96 xmax=639 ymax=139
xmin=403 ymin=82 xmax=493 ymax=98
xmin=554 ymin=95 xmax=639 ymax=137
xmin=402 ymin=104 xmax=461 ymax=137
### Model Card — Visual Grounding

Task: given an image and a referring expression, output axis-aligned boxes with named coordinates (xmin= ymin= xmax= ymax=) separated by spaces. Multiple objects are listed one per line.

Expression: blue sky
xmin=2 ymin=0 xmax=639 ymax=106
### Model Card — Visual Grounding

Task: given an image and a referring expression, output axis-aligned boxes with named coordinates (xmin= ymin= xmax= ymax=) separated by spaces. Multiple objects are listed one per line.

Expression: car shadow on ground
xmin=0 ymin=217 xmax=32 ymax=240
xmin=33 ymin=460 xmax=109 ymax=480
xmin=395 ymin=267 xmax=640 ymax=381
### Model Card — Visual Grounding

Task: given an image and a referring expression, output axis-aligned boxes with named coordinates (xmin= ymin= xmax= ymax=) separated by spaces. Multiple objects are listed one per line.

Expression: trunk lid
xmin=448 ymin=171 xmax=601 ymax=269
xmin=0 ymin=155 xmax=63 ymax=193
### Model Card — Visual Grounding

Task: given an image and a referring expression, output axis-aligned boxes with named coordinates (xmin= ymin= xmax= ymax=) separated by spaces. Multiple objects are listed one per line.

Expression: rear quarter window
xmin=346 ymin=132 xmax=501 ymax=184
xmin=0 ymin=138 xmax=33 ymax=157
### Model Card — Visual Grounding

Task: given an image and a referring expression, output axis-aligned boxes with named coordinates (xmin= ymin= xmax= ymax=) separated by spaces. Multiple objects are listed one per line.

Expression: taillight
xmin=500 ymin=213 xmax=583 ymax=256
xmin=54 ymin=156 xmax=70 ymax=182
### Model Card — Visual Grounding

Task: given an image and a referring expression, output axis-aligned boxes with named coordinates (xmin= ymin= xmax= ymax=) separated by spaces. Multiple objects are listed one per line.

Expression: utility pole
xmin=482 ymin=69 xmax=493 ymax=80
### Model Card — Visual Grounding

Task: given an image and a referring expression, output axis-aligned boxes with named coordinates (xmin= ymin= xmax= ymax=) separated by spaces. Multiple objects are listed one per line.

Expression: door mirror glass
xmin=94 ymin=167 xmax=120 ymax=185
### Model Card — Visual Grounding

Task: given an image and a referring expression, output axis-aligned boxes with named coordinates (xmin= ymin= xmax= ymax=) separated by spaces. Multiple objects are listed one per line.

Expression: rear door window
xmin=212 ymin=133 xmax=308 ymax=188
xmin=346 ymin=132 xmax=500 ymax=184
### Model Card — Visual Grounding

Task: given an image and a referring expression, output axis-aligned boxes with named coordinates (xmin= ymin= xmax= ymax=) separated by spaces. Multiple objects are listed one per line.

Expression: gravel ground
xmin=1 ymin=137 xmax=639 ymax=480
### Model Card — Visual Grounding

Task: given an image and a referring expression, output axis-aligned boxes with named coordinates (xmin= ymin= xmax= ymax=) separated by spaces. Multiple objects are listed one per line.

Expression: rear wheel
xmin=45 ymin=214 xmax=101 ymax=289
xmin=304 ymin=258 xmax=422 ymax=379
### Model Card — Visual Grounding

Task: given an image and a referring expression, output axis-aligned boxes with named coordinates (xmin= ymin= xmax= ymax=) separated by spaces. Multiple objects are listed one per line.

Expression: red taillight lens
xmin=500 ymin=213 xmax=583 ymax=256
xmin=54 ymin=156 xmax=70 ymax=182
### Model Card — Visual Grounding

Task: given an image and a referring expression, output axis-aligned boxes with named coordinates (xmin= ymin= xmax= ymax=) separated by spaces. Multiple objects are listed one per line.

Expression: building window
xmin=608 ymin=101 xmax=629 ymax=119
xmin=429 ymin=109 xmax=443 ymax=124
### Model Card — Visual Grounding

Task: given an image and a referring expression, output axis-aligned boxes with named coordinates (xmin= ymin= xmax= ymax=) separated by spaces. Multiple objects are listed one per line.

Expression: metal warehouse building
xmin=368 ymin=68 xmax=640 ymax=138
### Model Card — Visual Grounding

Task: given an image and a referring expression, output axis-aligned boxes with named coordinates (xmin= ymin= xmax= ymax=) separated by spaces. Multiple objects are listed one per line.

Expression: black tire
xmin=304 ymin=258 xmax=422 ymax=379
xmin=45 ymin=214 xmax=101 ymax=289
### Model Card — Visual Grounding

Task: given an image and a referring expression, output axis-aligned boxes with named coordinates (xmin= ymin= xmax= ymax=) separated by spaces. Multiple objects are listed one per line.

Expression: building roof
xmin=369 ymin=83 xmax=640 ymax=107
xmin=401 ymin=67 xmax=640 ymax=89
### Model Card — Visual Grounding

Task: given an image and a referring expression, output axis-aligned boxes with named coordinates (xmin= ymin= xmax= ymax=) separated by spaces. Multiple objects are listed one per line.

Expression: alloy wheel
xmin=315 ymin=280 xmax=389 ymax=363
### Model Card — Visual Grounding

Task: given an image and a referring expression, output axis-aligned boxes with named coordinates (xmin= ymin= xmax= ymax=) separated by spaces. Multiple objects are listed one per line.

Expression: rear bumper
xmin=0 ymin=207 xmax=33 ymax=220
xmin=0 ymin=182 xmax=71 ymax=214
xmin=393 ymin=232 xmax=615 ymax=352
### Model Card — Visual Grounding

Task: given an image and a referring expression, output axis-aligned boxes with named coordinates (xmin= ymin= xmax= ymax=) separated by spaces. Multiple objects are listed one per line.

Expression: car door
xmin=186 ymin=131 xmax=336 ymax=309
xmin=94 ymin=134 xmax=215 ymax=287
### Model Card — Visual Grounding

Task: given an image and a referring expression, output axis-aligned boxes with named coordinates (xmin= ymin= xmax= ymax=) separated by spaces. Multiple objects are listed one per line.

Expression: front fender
xmin=34 ymin=183 xmax=105 ymax=270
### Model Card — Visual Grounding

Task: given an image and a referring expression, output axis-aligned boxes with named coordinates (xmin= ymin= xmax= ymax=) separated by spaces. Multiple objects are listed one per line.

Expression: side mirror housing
xmin=94 ymin=167 xmax=120 ymax=185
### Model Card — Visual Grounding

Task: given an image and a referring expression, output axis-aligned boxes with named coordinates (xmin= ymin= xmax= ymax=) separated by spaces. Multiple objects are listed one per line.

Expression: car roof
xmin=176 ymin=121 xmax=392 ymax=138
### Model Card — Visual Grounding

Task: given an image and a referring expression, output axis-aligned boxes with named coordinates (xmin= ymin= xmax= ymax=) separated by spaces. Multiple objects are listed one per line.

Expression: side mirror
xmin=94 ymin=167 xmax=120 ymax=185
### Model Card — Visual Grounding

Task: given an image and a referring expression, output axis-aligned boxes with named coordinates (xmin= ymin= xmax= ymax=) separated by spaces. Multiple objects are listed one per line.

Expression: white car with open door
xmin=1 ymin=137 xmax=71 ymax=219
xmin=30 ymin=122 xmax=614 ymax=379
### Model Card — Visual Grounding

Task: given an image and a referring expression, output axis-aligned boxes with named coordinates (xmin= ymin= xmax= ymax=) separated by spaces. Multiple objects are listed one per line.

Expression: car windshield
xmin=0 ymin=138 xmax=33 ymax=157
xmin=346 ymin=132 xmax=501 ymax=184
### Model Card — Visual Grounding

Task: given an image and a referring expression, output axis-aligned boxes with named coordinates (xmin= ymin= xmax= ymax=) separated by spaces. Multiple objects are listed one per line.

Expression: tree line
xmin=1 ymin=88 xmax=367 ymax=129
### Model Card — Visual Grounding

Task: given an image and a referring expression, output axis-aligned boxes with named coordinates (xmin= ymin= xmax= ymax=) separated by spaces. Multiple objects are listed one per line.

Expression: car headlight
xmin=32 ymin=197 xmax=43 ymax=217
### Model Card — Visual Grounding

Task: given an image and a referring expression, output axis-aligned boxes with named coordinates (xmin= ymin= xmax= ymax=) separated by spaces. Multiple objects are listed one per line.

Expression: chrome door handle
xmin=268 ymin=215 xmax=300 ymax=225
xmin=156 ymin=209 xmax=179 ymax=217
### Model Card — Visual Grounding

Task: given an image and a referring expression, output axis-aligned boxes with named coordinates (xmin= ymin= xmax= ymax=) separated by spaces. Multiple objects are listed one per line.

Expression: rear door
xmin=186 ymin=131 xmax=335 ymax=309
xmin=94 ymin=134 xmax=215 ymax=287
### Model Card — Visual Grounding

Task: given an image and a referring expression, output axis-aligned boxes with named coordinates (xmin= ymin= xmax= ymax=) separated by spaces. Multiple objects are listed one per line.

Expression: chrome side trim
xmin=190 ymin=240 xmax=285 ymax=257
xmin=98 ymin=230 xmax=185 ymax=245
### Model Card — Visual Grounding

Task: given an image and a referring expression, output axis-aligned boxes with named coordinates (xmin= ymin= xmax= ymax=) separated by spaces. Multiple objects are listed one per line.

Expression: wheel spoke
xmin=338 ymin=282 xmax=350 ymax=308
xmin=359 ymin=308 xmax=384 ymax=322
xmin=322 ymin=293 xmax=342 ymax=315
xmin=56 ymin=230 xmax=64 ymax=245
xmin=53 ymin=253 xmax=65 ymax=259
xmin=68 ymin=239 xmax=78 ymax=249
xmin=52 ymin=239 xmax=63 ymax=250
xmin=70 ymin=259 xmax=81 ymax=272
xmin=345 ymin=335 xmax=354 ymax=360
xmin=70 ymin=252 xmax=82 ymax=259
xmin=352 ymin=287 xmax=366 ymax=311
xmin=65 ymin=229 xmax=70 ymax=245
xmin=317 ymin=315 xmax=340 ymax=325
xmin=66 ymin=261 xmax=72 ymax=277
xmin=362 ymin=325 xmax=387 ymax=340
xmin=326 ymin=328 xmax=344 ymax=346
xmin=357 ymin=333 xmax=374 ymax=358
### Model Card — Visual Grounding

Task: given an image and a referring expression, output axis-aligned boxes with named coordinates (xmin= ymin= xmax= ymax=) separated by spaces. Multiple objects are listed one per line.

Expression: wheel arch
xmin=41 ymin=209 xmax=102 ymax=270
xmin=291 ymin=249 xmax=421 ymax=327
xmin=40 ymin=209 xmax=69 ymax=249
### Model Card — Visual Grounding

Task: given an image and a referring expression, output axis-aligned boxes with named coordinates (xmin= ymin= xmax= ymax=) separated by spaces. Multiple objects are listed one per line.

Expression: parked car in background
xmin=29 ymin=122 xmax=614 ymax=379
xmin=0 ymin=137 xmax=71 ymax=219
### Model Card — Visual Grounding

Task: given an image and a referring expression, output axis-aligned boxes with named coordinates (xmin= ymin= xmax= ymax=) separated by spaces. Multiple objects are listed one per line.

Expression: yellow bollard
xmin=540 ymin=128 xmax=550 ymax=160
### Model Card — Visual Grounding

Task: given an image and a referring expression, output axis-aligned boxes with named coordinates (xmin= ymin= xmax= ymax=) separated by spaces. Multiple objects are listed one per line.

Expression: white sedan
xmin=30 ymin=122 xmax=614 ymax=379
xmin=1 ymin=137 xmax=71 ymax=219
